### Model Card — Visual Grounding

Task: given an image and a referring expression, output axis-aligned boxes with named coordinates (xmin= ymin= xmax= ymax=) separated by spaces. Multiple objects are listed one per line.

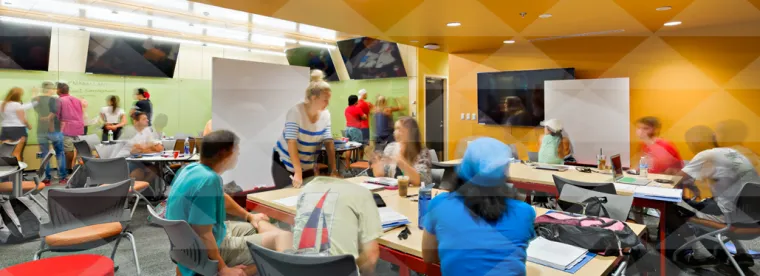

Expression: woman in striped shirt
xmin=272 ymin=70 xmax=338 ymax=188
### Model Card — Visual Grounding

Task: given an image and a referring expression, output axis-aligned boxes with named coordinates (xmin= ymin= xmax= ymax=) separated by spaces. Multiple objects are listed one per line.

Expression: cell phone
xmin=655 ymin=179 xmax=674 ymax=184
xmin=373 ymin=193 xmax=386 ymax=207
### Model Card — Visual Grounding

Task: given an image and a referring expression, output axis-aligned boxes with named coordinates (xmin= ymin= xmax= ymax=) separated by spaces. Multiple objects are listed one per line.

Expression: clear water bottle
xmin=184 ymin=138 xmax=190 ymax=155
xmin=418 ymin=183 xmax=432 ymax=230
xmin=639 ymin=156 xmax=649 ymax=178
xmin=108 ymin=130 xmax=113 ymax=142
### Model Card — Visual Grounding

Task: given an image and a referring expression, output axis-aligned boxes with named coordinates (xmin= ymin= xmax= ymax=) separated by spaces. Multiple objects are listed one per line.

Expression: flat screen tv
xmin=286 ymin=46 xmax=338 ymax=81
xmin=477 ymin=68 xmax=575 ymax=126
xmin=0 ymin=22 xmax=52 ymax=71
xmin=86 ymin=34 xmax=179 ymax=78
xmin=337 ymin=37 xmax=407 ymax=79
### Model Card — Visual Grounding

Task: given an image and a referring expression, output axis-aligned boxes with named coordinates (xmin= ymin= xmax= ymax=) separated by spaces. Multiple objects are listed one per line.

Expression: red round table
xmin=0 ymin=254 xmax=114 ymax=276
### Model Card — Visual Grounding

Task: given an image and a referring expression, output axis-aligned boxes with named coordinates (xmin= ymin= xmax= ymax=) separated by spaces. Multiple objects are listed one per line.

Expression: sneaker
xmin=58 ymin=178 xmax=68 ymax=185
xmin=42 ymin=179 xmax=51 ymax=186
xmin=678 ymin=252 xmax=719 ymax=266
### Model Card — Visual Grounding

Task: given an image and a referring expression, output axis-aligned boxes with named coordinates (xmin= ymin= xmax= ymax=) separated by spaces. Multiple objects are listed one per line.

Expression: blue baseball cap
xmin=456 ymin=137 xmax=512 ymax=187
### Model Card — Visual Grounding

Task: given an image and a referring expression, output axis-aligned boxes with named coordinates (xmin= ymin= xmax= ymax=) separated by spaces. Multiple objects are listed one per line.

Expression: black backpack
xmin=558 ymin=196 xmax=610 ymax=218
xmin=0 ymin=196 xmax=47 ymax=244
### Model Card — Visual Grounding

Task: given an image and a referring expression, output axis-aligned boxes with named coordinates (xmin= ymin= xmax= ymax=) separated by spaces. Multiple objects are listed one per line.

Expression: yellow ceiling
xmin=193 ymin=0 xmax=760 ymax=53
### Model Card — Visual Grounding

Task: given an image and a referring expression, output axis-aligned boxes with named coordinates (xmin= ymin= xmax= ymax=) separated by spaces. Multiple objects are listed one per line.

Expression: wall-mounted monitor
xmin=337 ymin=37 xmax=407 ymax=79
xmin=0 ymin=22 xmax=52 ymax=71
xmin=86 ymin=33 xmax=179 ymax=78
xmin=285 ymin=46 xmax=338 ymax=81
xmin=477 ymin=68 xmax=575 ymax=127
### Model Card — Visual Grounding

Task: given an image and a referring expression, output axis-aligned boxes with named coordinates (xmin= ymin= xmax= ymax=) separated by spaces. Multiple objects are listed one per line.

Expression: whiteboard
xmin=212 ymin=58 xmax=310 ymax=190
xmin=545 ymin=78 xmax=631 ymax=167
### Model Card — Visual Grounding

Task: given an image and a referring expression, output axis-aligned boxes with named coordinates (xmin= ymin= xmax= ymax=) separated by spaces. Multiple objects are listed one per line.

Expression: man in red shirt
xmin=636 ymin=116 xmax=683 ymax=175
xmin=356 ymin=89 xmax=372 ymax=145
xmin=344 ymin=95 xmax=365 ymax=142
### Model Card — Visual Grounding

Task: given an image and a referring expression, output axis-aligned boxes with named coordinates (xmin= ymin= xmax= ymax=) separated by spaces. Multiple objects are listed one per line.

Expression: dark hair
xmin=453 ymin=176 xmax=516 ymax=223
xmin=132 ymin=111 xmax=147 ymax=121
xmin=637 ymin=116 xmax=661 ymax=137
xmin=348 ymin=95 xmax=358 ymax=106
xmin=57 ymin=82 xmax=69 ymax=94
xmin=201 ymin=130 xmax=239 ymax=165
xmin=136 ymin=88 xmax=148 ymax=97
xmin=398 ymin=117 xmax=423 ymax=164
xmin=107 ymin=95 xmax=119 ymax=113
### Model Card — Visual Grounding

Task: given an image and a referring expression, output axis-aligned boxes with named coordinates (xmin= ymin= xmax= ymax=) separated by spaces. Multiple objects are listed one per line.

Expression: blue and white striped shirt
xmin=275 ymin=103 xmax=332 ymax=172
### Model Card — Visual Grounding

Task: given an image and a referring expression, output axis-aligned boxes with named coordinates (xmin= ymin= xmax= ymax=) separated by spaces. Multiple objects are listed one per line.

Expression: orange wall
xmin=417 ymin=48 xmax=449 ymax=141
xmin=447 ymin=35 xmax=760 ymax=162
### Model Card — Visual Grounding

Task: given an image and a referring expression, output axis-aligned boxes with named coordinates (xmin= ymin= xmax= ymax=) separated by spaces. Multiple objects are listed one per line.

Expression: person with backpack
xmin=422 ymin=137 xmax=536 ymax=275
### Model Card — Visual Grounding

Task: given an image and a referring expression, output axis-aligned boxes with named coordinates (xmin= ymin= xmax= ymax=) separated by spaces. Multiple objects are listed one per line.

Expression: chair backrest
xmin=528 ymin=151 xmax=539 ymax=163
xmin=147 ymin=206 xmax=219 ymax=276
xmin=47 ymin=179 xmax=131 ymax=234
xmin=0 ymin=142 xmax=18 ymax=158
xmin=1 ymin=167 xmax=26 ymax=198
xmin=74 ymin=140 xmax=94 ymax=160
xmin=730 ymin=183 xmax=760 ymax=224
xmin=247 ymin=242 xmax=358 ymax=276
xmin=552 ymin=175 xmax=617 ymax=196
xmin=559 ymin=184 xmax=633 ymax=221
xmin=82 ymin=157 xmax=130 ymax=186
xmin=36 ymin=152 xmax=54 ymax=181
xmin=194 ymin=138 xmax=203 ymax=154
xmin=428 ymin=149 xmax=439 ymax=163
xmin=172 ymin=138 xmax=195 ymax=153
xmin=431 ymin=168 xmax=444 ymax=189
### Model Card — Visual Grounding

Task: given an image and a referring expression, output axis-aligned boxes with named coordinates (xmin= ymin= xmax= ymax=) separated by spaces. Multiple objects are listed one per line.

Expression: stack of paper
xmin=613 ymin=183 xmax=638 ymax=194
xmin=273 ymin=195 xmax=300 ymax=207
xmin=365 ymin=177 xmax=398 ymax=187
xmin=359 ymin=183 xmax=386 ymax=191
xmin=378 ymin=207 xmax=409 ymax=231
xmin=634 ymin=186 xmax=683 ymax=202
xmin=527 ymin=237 xmax=589 ymax=271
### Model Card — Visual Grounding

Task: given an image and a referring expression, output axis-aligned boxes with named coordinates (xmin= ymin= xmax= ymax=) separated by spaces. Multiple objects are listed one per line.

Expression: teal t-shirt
xmin=538 ymin=135 xmax=564 ymax=164
xmin=165 ymin=163 xmax=226 ymax=276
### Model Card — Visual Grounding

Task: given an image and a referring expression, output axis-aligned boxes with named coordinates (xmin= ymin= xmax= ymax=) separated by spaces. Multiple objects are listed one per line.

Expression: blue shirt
xmin=422 ymin=192 xmax=536 ymax=276
xmin=165 ymin=163 xmax=226 ymax=276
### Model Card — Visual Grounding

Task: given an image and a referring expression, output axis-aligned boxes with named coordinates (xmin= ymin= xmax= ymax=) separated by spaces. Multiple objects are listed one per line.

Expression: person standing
xmin=56 ymin=82 xmax=84 ymax=174
xmin=34 ymin=82 xmax=66 ymax=185
xmin=0 ymin=87 xmax=37 ymax=161
xmin=537 ymin=119 xmax=573 ymax=164
xmin=372 ymin=96 xmax=403 ymax=151
xmin=100 ymin=95 xmax=126 ymax=141
xmin=344 ymin=95 xmax=365 ymax=143
xmin=356 ymin=89 xmax=372 ymax=145
xmin=636 ymin=116 xmax=683 ymax=175
xmin=131 ymin=88 xmax=153 ymax=126
xmin=271 ymin=70 xmax=338 ymax=189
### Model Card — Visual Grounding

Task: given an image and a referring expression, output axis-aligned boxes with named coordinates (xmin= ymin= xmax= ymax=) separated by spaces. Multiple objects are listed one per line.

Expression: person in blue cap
xmin=421 ymin=137 xmax=536 ymax=276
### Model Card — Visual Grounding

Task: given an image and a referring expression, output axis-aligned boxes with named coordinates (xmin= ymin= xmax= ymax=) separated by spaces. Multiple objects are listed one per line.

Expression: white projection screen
xmin=212 ymin=58 xmax=310 ymax=190
xmin=545 ymin=78 xmax=631 ymax=167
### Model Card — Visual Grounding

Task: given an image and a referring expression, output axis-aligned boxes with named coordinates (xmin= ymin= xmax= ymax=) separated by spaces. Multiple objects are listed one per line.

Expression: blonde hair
xmin=310 ymin=69 xmax=325 ymax=82
xmin=2 ymin=87 xmax=23 ymax=112
xmin=305 ymin=80 xmax=331 ymax=101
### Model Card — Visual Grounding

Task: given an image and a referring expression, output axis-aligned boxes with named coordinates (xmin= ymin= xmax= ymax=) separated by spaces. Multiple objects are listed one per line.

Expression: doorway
xmin=424 ymin=77 xmax=446 ymax=161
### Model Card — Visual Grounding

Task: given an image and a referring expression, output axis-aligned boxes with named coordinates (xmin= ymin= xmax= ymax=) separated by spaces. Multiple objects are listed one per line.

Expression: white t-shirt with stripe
xmin=274 ymin=103 xmax=332 ymax=172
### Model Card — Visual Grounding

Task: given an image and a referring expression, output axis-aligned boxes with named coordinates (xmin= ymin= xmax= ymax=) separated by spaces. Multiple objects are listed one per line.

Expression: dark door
xmin=425 ymin=77 xmax=445 ymax=161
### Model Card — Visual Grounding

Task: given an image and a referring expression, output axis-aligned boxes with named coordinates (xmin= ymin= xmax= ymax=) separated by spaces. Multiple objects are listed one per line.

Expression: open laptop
xmin=610 ymin=154 xmax=651 ymax=185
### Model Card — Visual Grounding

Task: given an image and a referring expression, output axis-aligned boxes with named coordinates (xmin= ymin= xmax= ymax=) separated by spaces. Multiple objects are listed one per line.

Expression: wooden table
xmin=246 ymin=177 xmax=646 ymax=276
xmin=443 ymin=159 xmax=679 ymax=275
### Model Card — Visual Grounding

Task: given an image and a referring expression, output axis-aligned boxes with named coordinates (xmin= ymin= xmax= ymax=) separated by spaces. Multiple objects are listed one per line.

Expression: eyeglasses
xmin=397 ymin=226 xmax=412 ymax=240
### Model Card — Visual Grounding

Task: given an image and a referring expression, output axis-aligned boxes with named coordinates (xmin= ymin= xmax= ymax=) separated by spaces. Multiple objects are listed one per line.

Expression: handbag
xmin=558 ymin=196 xmax=610 ymax=218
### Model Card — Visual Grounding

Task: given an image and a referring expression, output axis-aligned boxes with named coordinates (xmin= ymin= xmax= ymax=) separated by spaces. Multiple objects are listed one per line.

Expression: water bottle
xmin=418 ymin=183 xmax=432 ymax=230
xmin=184 ymin=138 xmax=190 ymax=155
xmin=107 ymin=130 xmax=113 ymax=142
xmin=639 ymin=156 xmax=649 ymax=178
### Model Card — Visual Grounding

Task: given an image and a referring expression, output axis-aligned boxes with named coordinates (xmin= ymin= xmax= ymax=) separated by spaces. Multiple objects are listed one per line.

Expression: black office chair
xmin=247 ymin=242 xmax=358 ymax=276
xmin=552 ymin=175 xmax=617 ymax=196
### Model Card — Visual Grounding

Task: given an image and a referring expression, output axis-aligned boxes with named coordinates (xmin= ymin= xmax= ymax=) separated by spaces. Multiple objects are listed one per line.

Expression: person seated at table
xmin=636 ymin=116 xmax=683 ymax=175
xmin=292 ymin=176 xmax=382 ymax=275
xmin=118 ymin=112 xmax=163 ymax=182
xmin=271 ymin=70 xmax=338 ymax=189
xmin=537 ymin=118 xmax=572 ymax=164
xmin=371 ymin=116 xmax=432 ymax=186
xmin=666 ymin=125 xmax=760 ymax=265
xmin=167 ymin=130 xmax=293 ymax=276
xmin=422 ymin=137 xmax=536 ymax=276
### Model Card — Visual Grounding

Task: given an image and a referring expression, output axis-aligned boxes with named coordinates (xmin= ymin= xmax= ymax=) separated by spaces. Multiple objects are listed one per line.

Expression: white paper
xmin=365 ymin=177 xmax=398 ymax=186
xmin=614 ymin=183 xmax=638 ymax=194
xmin=359 ymin=183 xmax=386 ymax=191
xmin=527 ymin=237 xmax=588 ymax=270
xmin=273 ymin=195 xmax=300 ymax=207
xmin=634 ymin=186 xmax=683 ymax=199
xmin=378 ymin=207 xmax=409 ymax=225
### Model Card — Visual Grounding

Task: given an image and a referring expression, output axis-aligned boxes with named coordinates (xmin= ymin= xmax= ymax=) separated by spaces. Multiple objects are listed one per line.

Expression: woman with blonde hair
xmin=272 ymin=70 xmax=338 ymax=188
xmin=1 ymin=87 xmax=38 ymax=161
xmin=371 ymin=116 xmax=432 ymax=186
xmin=373 ymin=95 xmax=404 ymax=150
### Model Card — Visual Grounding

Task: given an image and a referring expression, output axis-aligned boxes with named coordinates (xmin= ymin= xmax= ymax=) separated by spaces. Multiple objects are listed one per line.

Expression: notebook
xmin=378 ymin=207 xmax=410 ymax=231
xmin=527 ymin=237 xmax=589 ymax=271
xmin=359 ymin=183 xmax=386 ymax=191
xmin=365 ymin=177 xmax=398 ymax=187
xmin=634 ymin=186 xmax=683 ymax=202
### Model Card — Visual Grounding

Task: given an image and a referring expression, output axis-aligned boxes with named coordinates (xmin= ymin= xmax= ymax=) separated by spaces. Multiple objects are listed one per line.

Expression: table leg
xmin=658 ymin=203 xmax=667 ymax=276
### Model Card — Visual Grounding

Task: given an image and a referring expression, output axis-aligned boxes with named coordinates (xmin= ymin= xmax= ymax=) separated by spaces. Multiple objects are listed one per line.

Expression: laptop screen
xmin=611 ymin=154 xmax=623 ymax=179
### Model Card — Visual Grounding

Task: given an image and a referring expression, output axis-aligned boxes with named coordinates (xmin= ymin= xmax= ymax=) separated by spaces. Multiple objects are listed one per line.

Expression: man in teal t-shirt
xmin=166 ymin=130 xmax=293 ymax=276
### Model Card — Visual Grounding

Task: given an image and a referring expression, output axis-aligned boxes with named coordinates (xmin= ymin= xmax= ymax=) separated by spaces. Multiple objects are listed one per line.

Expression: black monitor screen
xmin=286 ymin=46 xmax=338 ymax=81
xmin=477 ymin=68 xmax=575 ymax=126
xmin=0 ymin=22 xmax=51 ymax=71
xmin=337 ymin=37 xmax=407 ymax=79
xmin=86 ymin=34 xmax=179 ymax=78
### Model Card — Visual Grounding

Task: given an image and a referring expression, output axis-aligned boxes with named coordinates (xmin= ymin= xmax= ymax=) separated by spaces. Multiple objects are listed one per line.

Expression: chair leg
xmin=29 ymin=194 xmax=47 ymax=212
xmin=716 ymin=234 xmax=745 ymax=276
xmin=124 ymin=232 xmax=141 ymax=276
xmin=673 ymin=226 xmax=729 ymax=260
xmin=110 ymin=232 xmax=125 ymax=260
xmin=34 ymin=240 xmax=46 ymax=260
xmin=130 ymin=194 xmax=141 ymax=218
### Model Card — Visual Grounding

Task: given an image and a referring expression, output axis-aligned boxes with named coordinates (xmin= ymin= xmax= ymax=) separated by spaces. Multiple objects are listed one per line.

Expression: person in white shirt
xmin=0 ymin=87 xmax=38 ymax=161
xmin=120 ymin=111 xmax=163 ymax=182
xmin=100 ymin=95 xmax=126 ymax=141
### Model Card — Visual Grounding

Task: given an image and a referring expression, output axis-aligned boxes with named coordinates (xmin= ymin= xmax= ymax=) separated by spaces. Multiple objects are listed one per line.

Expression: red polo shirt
xmin=357 ymin=100 xmax=371 ymax=129
xmin=641 ymin=138 xmax=683 ymax=174
xmin=345 ymin=105 xmax=363 ymax=128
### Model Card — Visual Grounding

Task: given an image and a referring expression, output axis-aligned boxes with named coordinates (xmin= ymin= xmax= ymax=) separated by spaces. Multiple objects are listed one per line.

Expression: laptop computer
xmin=610 ymin=154 xmax=651 ymax=185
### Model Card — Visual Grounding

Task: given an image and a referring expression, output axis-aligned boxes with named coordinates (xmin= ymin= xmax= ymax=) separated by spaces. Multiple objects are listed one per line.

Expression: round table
xmin=0 ymin=254 xmax=114 ymax=276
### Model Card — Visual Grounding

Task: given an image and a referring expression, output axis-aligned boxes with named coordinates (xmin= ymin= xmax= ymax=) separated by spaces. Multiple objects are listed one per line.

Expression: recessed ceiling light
xmin=446 ymin=22 xmax=461 ymax=27
xmin=664 ymin=21 xmax=681 ymax=26
xmin=539 ymin=14 xmax=552 ymax=19
xmin=410 ymin=40 xmax=419 ymax=43
xmin=656 ymin=6 xmax=672 ymax=11
xmin=424 ymin=43 xmax=440 ymax=50
xmin=503 ymin=40 xmax=515 ymax=44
